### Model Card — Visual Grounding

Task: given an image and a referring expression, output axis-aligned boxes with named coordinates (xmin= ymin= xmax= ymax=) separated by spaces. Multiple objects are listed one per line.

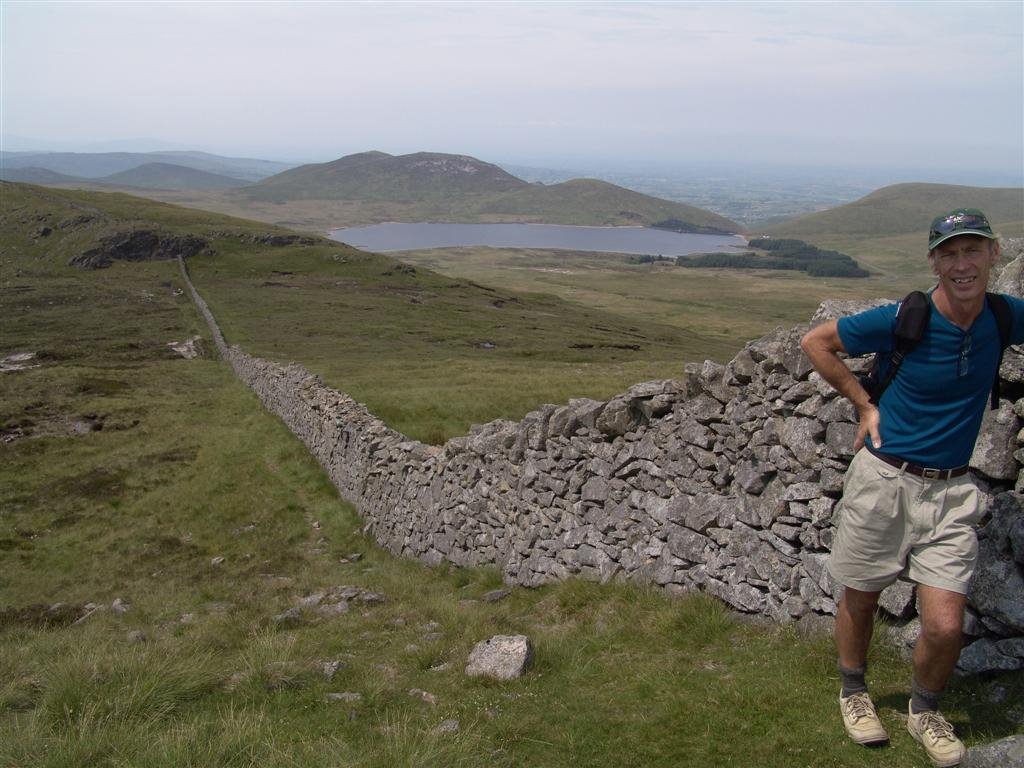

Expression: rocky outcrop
xmin=71 ymin=229 xmax=207 ymax=269
xmin=179 ymin=251 xmax=1024 ymax=675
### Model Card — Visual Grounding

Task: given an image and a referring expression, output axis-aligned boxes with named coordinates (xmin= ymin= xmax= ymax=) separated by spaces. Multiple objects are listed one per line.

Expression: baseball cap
xmin=928 ymin=208 xmax=996 ymax=250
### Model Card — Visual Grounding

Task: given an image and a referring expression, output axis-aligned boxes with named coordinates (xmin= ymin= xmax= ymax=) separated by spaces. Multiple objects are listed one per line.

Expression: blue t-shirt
xmin=838 ymin=292 xmax=1024 ymax=468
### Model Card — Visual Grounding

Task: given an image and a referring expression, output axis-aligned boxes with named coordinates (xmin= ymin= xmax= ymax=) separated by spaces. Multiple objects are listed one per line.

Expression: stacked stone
xmin=178 ymin=252 xmax=1024 ymax=674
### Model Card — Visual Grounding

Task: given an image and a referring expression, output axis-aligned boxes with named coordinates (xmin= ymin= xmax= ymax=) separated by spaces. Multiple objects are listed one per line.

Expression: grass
xmin=2 ymin=182 xmax=1020 ymax=765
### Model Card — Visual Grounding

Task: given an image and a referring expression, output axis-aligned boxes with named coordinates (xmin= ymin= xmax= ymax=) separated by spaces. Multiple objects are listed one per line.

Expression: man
xmin=800 ymin=208 xmax=1024 ymax=767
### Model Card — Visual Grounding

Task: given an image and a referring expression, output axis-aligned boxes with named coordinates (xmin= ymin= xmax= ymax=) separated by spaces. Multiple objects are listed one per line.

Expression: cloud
xmin=1 ymin=0 xmax=1020 ymax=179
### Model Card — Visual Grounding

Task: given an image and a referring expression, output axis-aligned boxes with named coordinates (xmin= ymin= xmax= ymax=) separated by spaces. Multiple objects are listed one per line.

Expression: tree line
xmin=675 ymin=237 xmax=870 ymax=278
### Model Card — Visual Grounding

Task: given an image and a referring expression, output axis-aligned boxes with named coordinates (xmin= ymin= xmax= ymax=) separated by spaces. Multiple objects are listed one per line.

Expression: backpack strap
xmin=873 ymin=290 xmax=931 ymax=403
xmin=985 ymin=292 xmax=1013 ymax=409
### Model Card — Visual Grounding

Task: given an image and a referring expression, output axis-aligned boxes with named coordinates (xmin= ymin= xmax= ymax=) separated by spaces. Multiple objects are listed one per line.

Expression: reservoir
xmin=329 ymin=222 xmax=747 ymax=256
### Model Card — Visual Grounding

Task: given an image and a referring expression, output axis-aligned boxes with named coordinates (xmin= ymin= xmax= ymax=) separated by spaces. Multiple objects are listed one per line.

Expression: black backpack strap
xmin=986 ymin=292 xmax=1013 ymax=409
xmin=874 ymin=291 xmax=931 ymax=403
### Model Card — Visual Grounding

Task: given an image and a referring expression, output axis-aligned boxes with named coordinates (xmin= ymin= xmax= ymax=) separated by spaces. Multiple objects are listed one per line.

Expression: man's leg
xmin=836 ymin=586 xmax=882 ymax=673
xmin=906 ymin=584 xmax=967 ymax=767
xmin=835 ymin=586 xmax=888 ymax=745
xmin=912 ymin=584 xmax=966 ymax=697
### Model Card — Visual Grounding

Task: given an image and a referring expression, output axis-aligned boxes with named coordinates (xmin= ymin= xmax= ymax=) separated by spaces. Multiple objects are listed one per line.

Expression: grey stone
xmin=962 ymin=735 xmax=1024 ymax=768
xmin=957 ymin=638 xmax=1024 ymax=675
xmin=465 ymin=634 xmax=534 ymax=680
xmin=878 ymin=581 xmax=915 ymax=620
xmin=325 ymin=692 xmax=362 ymax=703
xmin=968 ymin=539 xmax=1024 ymax=633
xmin=971 ymin=401 xmax=1020 ymax=480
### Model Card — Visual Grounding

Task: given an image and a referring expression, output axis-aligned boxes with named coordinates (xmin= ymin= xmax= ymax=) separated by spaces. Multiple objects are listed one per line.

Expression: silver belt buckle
xmin=921 ymin=467 xmax=942 ymax=480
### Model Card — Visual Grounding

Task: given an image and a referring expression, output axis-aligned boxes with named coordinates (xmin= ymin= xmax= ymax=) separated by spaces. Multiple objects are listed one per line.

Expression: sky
xmin=2 ymin=1 xmax=1023 ymax=184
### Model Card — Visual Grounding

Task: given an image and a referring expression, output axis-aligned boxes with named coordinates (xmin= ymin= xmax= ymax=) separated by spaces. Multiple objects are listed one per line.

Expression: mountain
xmin=474 ymin=178 xmax=739 ymax=233
xmin=243 ymin=151 xmax=743 ymax=231
xmin=244 ymin=151 xmax=528 ymax=202
xmin=101 ymin=162 xmax=248 ymax=190
xmin=757 ymin=183 xmax=1024 ymax=241
xmin=0 ymin=166 xmax=87 ymax=185
xmin=0 ymin=150 xmax=295 ymax=182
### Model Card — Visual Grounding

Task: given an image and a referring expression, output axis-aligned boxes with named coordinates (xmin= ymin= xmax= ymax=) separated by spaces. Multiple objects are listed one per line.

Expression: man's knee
xmin=840 ymin=587 xmax=882 ymax=616
xmin=919 ymin=613 xmax=963 ymax=647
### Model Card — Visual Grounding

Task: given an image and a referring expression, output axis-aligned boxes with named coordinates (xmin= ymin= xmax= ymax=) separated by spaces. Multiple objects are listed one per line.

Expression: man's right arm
xmin=800 ymin=319 xmax=882 ymax=451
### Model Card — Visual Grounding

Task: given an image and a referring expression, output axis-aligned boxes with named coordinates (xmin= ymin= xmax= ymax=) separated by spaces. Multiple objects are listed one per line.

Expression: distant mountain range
xmin=0 ymin=150 xmax=293 ymax=182
xmin=4 ymin=148 xmax=1020 ymax=242
xmin=0 ymin=148 xmax=744 ymax=232
xmin=243 ymin=150 xmax=742 ymax=232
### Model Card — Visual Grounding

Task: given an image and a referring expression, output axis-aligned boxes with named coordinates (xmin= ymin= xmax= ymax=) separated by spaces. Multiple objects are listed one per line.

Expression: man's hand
xmin=855 ymin=402 xmax=882 ymax=451
xmin=800 ymin=320 xmax=882 ymax=452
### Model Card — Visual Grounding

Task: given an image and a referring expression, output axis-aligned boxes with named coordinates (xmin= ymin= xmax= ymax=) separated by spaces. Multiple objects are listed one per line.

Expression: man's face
xmin=928 ymin=234 xmax=999 ymax=303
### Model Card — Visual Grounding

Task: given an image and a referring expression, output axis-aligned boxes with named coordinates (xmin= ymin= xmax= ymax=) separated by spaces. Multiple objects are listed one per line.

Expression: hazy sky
xmin=2 ymin=1 xmax=1022 ymax=182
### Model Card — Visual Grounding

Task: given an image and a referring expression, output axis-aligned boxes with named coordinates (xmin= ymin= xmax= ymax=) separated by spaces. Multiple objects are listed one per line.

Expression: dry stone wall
xmin=179 ymin=252 xmax=1024 ymax=674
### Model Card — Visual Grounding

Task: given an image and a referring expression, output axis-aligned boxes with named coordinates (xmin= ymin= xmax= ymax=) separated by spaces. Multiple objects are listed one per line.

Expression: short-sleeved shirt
xmin=838 ymin=292 xmax=1024 ymax=469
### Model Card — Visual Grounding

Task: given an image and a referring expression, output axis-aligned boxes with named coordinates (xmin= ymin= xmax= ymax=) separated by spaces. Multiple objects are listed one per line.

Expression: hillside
xmin=758 ymin=182 xmax=1024 ymax=241
xmin=102 ymin=162 xmax=248 ymax=190
xmin=475 ymin=178 xmax=739 ymax=233
xmin=3 ymin=181 xmax=1019 ymax=766
xmin=0 ymin=166 xmax=86 ymax=185
xmin=243 ymin=150 xmax=743 ymax=231
xmin=0 ymin=149 xmax=294 ymax=181
xmin=245 ymin=150 xmax=528 ymax=202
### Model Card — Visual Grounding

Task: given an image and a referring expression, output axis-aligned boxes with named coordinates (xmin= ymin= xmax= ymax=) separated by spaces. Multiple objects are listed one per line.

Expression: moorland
xmin=2 ymin=154 xmax=1023 ymax=766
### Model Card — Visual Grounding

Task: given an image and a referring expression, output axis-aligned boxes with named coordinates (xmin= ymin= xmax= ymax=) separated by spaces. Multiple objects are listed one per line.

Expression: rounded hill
xmin=758 ymin=183 xmax=1024 ymax=241
xmin=244 ymin=151 xmax=528 ymax=202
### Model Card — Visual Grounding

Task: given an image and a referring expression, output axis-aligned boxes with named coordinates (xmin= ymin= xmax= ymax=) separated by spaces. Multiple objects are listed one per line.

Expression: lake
xmin=328 ymin=222 xmax=747 ymax=256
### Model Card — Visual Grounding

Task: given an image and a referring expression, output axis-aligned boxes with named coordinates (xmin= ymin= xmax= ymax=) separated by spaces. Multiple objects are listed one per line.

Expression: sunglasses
xmin=930 ymin=213 xmax=991 ymax=240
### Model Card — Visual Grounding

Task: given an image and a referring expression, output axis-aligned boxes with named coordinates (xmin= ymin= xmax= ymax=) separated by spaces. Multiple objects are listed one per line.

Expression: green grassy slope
xmin=4 ymin=182 xmax=1021 ymax=768
xmin=0 ymin=182 xmax=730 ymax=444
xmin=754 ymin=183 xmax=1023 ymax=282
xmin=474 ymin=178 xmax=741 ymax=230
xmin=758 ymin=183 xmax=1023 ymax=241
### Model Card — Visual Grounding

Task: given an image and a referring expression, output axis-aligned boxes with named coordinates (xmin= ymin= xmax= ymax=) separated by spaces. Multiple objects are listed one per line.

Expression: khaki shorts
xmin=827 ymin=448 xmax=982 ymax=595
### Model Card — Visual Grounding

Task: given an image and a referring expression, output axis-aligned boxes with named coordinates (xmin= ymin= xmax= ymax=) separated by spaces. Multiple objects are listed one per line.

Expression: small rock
xmin=430 ymin=662 xmax=451 ymax=672
xmin=321 ymin=660 xmax=346 ymax=679
xmin=317 ymin=601 xmax=349 ymax=617
xmin=434 ymin=718 xmax=460 ymax=735
xmin=126 ymin=630 xmax=146 ymax=643
xmin=272 ymin=606 xmax=303 ymax=627
xmin=298 ymin=592 xmax=326 ymax=608
xmin=325 ymin=692 xmax=362 ymax=703
xmin=211 ymin=556 xmax=226 ymax=566
xmin=465 ymin=634 xmax=534 ymax=680
xmin=483 ymin=589 xmax=511 ymax=603
xmin=179 ymin=613 xmax=196 ymax=624
xmin=408 ymin=688 xmax=438 ymax=705
xmin=111 ymin=598 xmax=130 ymax=614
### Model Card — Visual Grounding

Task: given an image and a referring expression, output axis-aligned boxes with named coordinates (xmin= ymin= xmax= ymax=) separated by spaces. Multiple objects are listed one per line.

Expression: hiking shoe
xmin=840 ymin=692 xmax=889 ymax=745
xmin=906 ymin=704 xmax=965 ymax=767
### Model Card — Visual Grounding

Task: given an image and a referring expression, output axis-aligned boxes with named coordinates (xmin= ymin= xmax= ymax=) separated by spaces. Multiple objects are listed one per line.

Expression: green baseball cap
xmin=928 ymin=208 xmax=996 ymax=250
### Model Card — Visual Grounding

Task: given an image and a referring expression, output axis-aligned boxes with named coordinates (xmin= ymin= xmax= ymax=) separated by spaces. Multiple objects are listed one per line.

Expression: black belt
xmin=866 ymin=445 xmax=970 ymax=480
